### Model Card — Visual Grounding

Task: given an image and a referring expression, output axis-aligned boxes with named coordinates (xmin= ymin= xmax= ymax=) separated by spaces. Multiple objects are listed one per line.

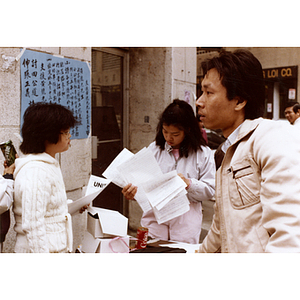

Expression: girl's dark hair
xmin=155 ymin=99 xmax=207 ymax=157
xmin=20 ymin=102 xmax=78 ymax=154
xmin=201 ymin=49 xmax=265 ymax=119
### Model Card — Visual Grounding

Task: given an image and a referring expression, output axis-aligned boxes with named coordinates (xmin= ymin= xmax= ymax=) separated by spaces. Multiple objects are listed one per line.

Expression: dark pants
xmin=0 ymin=210 xmax=10 ymax=243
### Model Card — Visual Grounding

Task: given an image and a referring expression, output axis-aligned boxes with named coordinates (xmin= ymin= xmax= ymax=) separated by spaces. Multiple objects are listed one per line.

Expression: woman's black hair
xmin=20 ymin=102 xmax=79 ymax=154
xmin=155 ymin=99 xmax=207 ymax=157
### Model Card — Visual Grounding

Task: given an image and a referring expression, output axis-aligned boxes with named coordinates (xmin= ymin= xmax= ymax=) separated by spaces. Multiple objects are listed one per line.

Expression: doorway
xmin=91 ymin=48 xmax=129 ymax=215
xmin=263 ymin=66 xmax=298 ymax=120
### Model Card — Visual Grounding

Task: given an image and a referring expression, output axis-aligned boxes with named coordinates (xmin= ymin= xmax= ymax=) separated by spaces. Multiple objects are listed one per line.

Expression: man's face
xmin=285 ymin=106 xmax=298 ymax=124
xmin=196 ymin=68 xmax=244 ymax=138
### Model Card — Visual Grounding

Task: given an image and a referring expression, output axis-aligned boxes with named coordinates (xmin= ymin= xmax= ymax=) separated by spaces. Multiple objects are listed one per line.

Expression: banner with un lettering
xmin=20 ymin=49 xmax=91 ymax=139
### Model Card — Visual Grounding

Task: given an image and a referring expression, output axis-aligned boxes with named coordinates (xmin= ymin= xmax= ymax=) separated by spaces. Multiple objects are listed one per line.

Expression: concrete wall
xmin=128 ymin=47 xmax=170 ymax=153
xmin=172 ymin=47 xmax=197 ymax=110
xmin=127 ymin=47 xmax=197 ymax=232
xmin=0 ymin=47 xmax=92 ymax=252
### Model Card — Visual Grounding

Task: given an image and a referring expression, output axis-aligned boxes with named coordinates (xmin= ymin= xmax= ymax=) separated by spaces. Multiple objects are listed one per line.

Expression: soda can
xmin=135 ymin=227 xmax=148 ymax=249
xmin=0 ymin=140 xmax=17 ymax=166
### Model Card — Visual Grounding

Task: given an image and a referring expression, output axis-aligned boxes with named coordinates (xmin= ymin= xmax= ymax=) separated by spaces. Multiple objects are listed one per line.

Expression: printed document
xmin=117 ymin=147 xmax=162 ymax=212
xmin=141 ymin=170 xmax=187 ymax=210
xmin=102 ymin=147 xmax=190 ymax=223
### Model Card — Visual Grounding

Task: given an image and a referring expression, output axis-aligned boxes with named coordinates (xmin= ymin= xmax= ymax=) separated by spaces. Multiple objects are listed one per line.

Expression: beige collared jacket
xmin=199 ymin=118 xmax=300 ymax=253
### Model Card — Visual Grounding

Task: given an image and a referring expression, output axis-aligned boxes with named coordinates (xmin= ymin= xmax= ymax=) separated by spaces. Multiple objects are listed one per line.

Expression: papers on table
xmin=158 ymin=242 xmax=201 ymax=253
xmin=102 ymin=147 xmax=190 ymax=224
xmin=68 ymin=175 xmax=111 ymax=215
xmin=147 ymin=238 xmax=201 ymax=253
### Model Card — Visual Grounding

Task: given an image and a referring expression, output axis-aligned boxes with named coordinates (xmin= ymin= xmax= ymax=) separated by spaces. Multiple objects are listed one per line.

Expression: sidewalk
xmin=200 ymin=199 xmax=214 ymax=242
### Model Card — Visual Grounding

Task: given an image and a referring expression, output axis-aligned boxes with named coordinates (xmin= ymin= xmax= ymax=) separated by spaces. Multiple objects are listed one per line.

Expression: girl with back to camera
xmin=122 ymin=99 xmax=215 ymax=244
xmin=13 ymin=102 xmax=78 ymax=253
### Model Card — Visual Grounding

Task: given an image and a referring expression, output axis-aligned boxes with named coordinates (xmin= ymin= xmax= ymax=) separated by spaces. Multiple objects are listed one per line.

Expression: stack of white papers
xmin=103 ymin=148 xmax=190 ymax=224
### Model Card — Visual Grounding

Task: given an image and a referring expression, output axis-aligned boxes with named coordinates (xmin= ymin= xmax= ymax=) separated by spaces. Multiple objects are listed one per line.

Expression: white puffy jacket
xmin=13 ymin=153 xmax=72 ymax=253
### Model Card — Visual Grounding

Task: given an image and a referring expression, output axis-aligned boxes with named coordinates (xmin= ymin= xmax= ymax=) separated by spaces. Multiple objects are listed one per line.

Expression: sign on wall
xmin=263 ymin=66 xmax=298 ymax=80
xmin=20 ymin=49 xmax=91 ymax=139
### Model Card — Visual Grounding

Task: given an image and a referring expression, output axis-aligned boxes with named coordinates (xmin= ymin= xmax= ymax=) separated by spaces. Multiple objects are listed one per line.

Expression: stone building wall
xmin=127 ymin=47 xmax=197 ymax=232
xmin=0 ymin=47 xmax=92 ymax=252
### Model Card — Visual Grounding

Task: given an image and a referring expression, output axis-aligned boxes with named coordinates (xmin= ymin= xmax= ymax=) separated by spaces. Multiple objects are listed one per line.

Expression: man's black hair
xmin=201 ymin=49 xmax=265 ymax=119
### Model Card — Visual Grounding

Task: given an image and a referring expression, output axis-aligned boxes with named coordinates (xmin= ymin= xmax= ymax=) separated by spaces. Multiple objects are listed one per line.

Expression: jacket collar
xmin=14 ymin=152 xmax=60 ymax=178
xmin=233 ymin=118 xmax=263 ymax=145
xmin=165 ymin=142 xmax=173 ymax=153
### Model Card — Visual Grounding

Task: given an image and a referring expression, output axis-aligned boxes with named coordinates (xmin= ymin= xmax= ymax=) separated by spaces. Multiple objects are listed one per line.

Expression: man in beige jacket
xmin=196 ymin=49 xmax=300 ymax=252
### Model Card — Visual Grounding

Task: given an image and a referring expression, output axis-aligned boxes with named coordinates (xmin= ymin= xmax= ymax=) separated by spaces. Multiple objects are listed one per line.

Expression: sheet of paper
xmin=117 ymin=147 xmax=163 ymax=213
xmin=154 ymin=185 xmax=187 ymax=211
xmin=123 ymin=173 xmax=152 ymax=212
xmin=158 ymin=242 xmax=201 ymax=253
xmin=85 ymin=175 xmax=111 ymax=196
xmin=153 ymin=192 xmax=190 ymax=224
xmin=68 ymin=189 xmax=103 ymax=215
xmin=141 ymin=171 xmax=187 ymax=209
xmin=102 ymin=148 xmax=134 ymax=187
xmin=118 ymin=147 xmax=162 ymax=182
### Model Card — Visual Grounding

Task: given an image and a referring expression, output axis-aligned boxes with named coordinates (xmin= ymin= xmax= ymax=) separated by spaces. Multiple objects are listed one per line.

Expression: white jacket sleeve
xmin=187 ymin=147 xmax=216 ymax=203
xmin=254 ymin=123 xmax=300 ymax=252
xmin=0 ymin=176 xmax=14 ymax=215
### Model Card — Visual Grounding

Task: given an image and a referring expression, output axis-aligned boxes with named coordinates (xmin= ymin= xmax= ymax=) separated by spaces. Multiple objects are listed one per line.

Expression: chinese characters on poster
xmin=20 ymin=49 xmax=91 ymax=139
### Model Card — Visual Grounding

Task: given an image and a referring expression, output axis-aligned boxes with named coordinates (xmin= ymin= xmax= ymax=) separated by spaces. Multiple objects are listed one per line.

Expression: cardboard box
xmin=81 ymin=231 xmax=130 ymax=253
xmin=87 ymin=206 xmax=128 ymax=238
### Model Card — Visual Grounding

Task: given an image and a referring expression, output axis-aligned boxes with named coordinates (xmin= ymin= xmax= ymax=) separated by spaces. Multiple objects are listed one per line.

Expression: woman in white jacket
xmin=13 ymin=103 xmax=78 ymax=253
xmin=0 ymin=161 xmax=16 ymax=252
xmin=122 ymin=100 xmax=215 ymax=244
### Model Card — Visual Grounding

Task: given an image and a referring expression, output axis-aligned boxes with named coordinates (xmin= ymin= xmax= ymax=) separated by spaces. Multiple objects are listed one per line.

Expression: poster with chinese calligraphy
xmin=20 ymin=49 xmax=91 ymax=139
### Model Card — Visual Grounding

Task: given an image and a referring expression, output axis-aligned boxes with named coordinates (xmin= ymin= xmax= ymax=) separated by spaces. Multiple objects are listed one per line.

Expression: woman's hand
xmin=79 ymin=203 xmax=90 ymax=214
xmin=178 ymin=173 xmax=191 ymax=188
xmin=3 ymin=154 xmax=19 ymax=175
xmin=122 ymin=183 xmax=137 ymax=200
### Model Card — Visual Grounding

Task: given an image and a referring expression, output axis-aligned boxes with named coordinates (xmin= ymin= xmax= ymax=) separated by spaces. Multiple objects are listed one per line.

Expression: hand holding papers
xmin=141 ymin=170 xmax=186 ymax=210
xmin=116 ymin=147 xmax=161 ymax=212
xmin=102 ymin=148 xmax=190 ymax=223
xmin=68 ymin=175 xmax=111 ymax=215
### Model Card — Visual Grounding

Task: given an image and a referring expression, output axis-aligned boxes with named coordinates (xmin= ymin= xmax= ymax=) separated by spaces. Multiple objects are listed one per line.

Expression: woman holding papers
xmin=122 ymin=99 xmax=215 ymax=244
xmin=13 ymin=103 xmax=78 ymax=253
